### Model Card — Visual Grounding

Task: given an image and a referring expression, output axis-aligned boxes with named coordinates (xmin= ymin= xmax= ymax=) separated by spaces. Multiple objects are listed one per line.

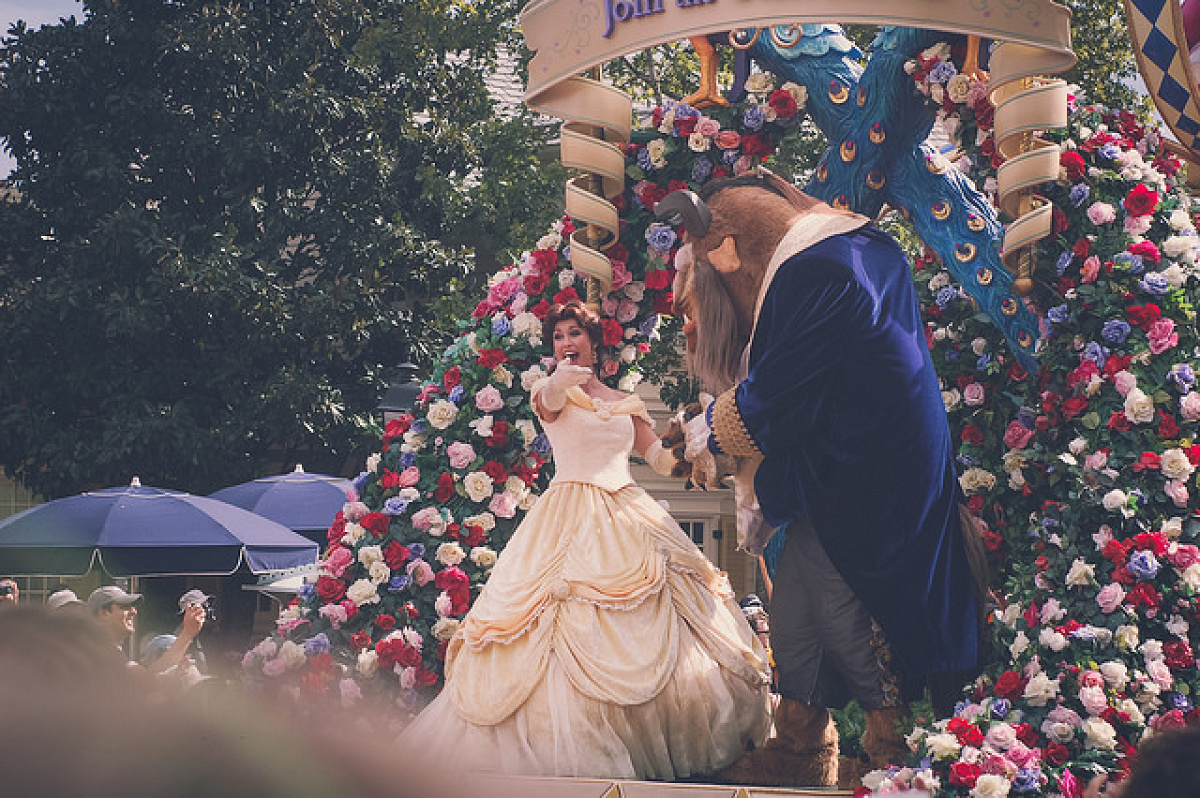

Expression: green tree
xmin=0 ymin=0 xmax=561 ymax=498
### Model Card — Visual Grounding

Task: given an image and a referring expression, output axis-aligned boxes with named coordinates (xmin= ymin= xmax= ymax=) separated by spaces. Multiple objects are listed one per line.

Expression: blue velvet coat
xmin=710 ymin=225 xmax=978 ymax=677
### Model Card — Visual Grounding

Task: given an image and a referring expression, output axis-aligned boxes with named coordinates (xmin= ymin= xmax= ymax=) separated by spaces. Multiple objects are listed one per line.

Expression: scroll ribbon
xmin=527 ymin=75 xmax=632 ymax=303
xmin=990 ymin=42 xmax=1073 ymax=295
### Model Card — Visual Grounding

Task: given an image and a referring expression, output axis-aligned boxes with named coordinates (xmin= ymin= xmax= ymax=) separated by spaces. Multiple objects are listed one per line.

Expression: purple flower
xmin=383 ymin=497 xmax=410 ymax=515
xmin=1099 ymin=143 xmax=1121 ymax=160
xmin=1139 ymin=271 xmax=1170 ymax=296
xmin=742 ymin=105 xmax=765 ymax=130
xmin=935 ymin=286 xmax=958 ymax=307
xmin=1114 ymin=251 xmax=1144 ymax=274
xmin=299 ymin=583 xmax=316 ymax=602
xmin=990 ymin=698 xmax=1011 ymax=718
xmin=1069 ymin=183 xmax=1090 ymax=207
xmin=408 ymin=542 xmax=425 ymax=559
xmin=491 ymin=316 xmax=512 ymax=336
xmin=672 ymin=101 xmax=699 ymax=120
xmin=1013 ymin=769 xmax=1041 ymax=793
xmin=448 ymin=385 xmax=464 ymax=403
xmin=691 ymin=157 xmax=713 ymax=183
xmin=723 ymin=148 xmax=740 ymax=165
xmin=399 ymin=451 xmax=416 ymax=467
xmin=388 ymin=574 xmax=411 ymax=593
xmin=532 ymin=433 xmax=552 ymax=455
xmin=1082 ymin=341 xmax=1108 ymax=369
xmin=636 ymin=148 xmax=655 ymax=172
xmin=645 ymin=224 xmax=678 ymax=252
xmin=1056 ymin=251 xmax=1073 ymax=275
xmin=1047 ymin=304 xmax=1070 ymax=324
xmin=304 ymin=633 xmax=331 ymax=656
xmin=928 ymin=61 xmax=957 ymax=84
xmin=1127 ymin=550 xmax=1160 ymax=580
xmin=1168 ymin=691 xmax=1193 ymax=712
xmin=1101 ymin=319 xmax=1131 ymax=344
xmin=1168 ymin=363 xmax=1195 ymax=394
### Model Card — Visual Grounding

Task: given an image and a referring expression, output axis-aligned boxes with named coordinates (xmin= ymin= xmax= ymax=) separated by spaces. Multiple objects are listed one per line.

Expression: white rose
xmin=536 ymin=231 xmax=562 ymax=251
xmin=357 ymin=650 xmax=378 ymax=676
xmin=1170 ymin=208 xmax=1193 ymax=230
xmin=1141 ymin=639 xmax=1164 ymax=662
xmin=1023 ymin=672 xmax=1060 ymax=706
xmin=946 ymin=73 xmax=972 ymax=103
xmin=358 ymin=545 xmax=383 ymax=566
xmin=1117 ymin=698 xmax=1144 ymax=725
xmin=1079 ymin=685 xmax=1108 ymax=716
xmin=434 ymin=591 xmax=454 ymax=617
xmin=942 ymin=389 xmax=962 ymax=412
xmin=346 ymin=579 xmax=380 ymax=605
xmin=971 ymin=774 xmax=1012 ymax=798
xmin=426 ymin=399 xmax=459 ymax=430
xmin=278 ymin=640 xmax=307 ymax=669
xmin=1002 ymin=450 xmax=1027 ymax=472
xmin=516 ymin=418 xmax=538 ymax=445
xmin=1038 ymin=628 xmax=1069 ymax=652
xmin=368 ymin=561 xmax=391 ymax=584
xmin=984 ymin=722 xmax=1017 ymax=751
xmin=431 ymin=618 xmax=460 ymax=641
xmin=1102 ymin=489 xmax=1128 ymax=512
xmin=688 ymin=131 xmax=711 ymax=152
xmin=1115 ymin=624 xmax=1140 ymax=651
xmin=463 ymin=512 xmax=496 ymax=531
xmin=744 ymin=72 xmax=775 ymax=94
xmin=925 ymin=732 xmax=962 ymax=759
xmin=470 ymin=546 xmax=498 ymax=568
xmin=1081 ymin=717 xmax=1117 ymax=750
xmin=1009 ymin=631 xmax=1030 ymax=659
xmin=436 ymin=541 xmax=466 ymax=567
xmin=463 ymin=471 xmax=494 ymax=503
xmin=1100 ymin=661 xmax=1129 ymax=690
xmin=366 ymin=453 xmax=381 ymax=473
xmin=511 ymin=312 xmax=543 ymax=345
xmin=1160 ymin=447 xmax=1196 ymax=481
xmin=1065 ymin=558 xmax=1095 ymax=587
xmin=959 ymin=467 xmax=997 ymax=494
xmin=929 ymin=271 xmax=951 ymax=291
xmin=1124 ymin=388 xmax=1156 ymax=424
xmin=646 ymin=138 xmax=666 ymax=160
xmin=1182 ymin=563 xmax=1200 ymax=591
xmin=341 ymin=522 xmax=366 ymax=545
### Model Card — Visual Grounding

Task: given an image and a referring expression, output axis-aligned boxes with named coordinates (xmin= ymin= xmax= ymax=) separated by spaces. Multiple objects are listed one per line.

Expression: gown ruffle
xmin=401 ymin=385 xmax=771 ymax=780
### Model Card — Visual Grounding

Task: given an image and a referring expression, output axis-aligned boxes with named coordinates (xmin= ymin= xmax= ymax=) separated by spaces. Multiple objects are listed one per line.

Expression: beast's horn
xmin=655 ymin=190 xmax=712 ymax=237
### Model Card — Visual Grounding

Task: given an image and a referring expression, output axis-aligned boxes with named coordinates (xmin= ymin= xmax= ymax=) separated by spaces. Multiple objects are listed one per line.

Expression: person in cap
xmin=173 ymin=588 xmax=213 ymax=675
xmin=46 ymin=589 xmax=86 ymax=613
xmin=0 ymin=578 xmax=18 ymax=610
xmin=88 ymin=585 xmax=205 ymax=674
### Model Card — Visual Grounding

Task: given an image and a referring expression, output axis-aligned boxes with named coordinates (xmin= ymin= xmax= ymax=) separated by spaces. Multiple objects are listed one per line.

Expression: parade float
xmin=242 ymin=2 xmax=1200 ymax=795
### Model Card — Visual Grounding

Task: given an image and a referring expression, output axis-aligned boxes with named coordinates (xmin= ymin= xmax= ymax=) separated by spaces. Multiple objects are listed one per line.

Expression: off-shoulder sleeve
xmin=627 ymin=395 xmax=655 ymax=430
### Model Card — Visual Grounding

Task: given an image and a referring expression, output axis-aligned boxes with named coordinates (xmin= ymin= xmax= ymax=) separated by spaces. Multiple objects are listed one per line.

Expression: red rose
xmin=675 ymin=117 xmax=697 ymax=137
xmin=948 ymin=762 xmax=982 ymax=788
xmin=712 ymin=165 xmax=732 ymax=179
xmin=1159 ymin=414 xmax=1180 ymax=438
xmin=530 ymin=247 xmax=559 ymax=275
xmin=552 ymin=287 xmax=580 ymax=305
xmin=442 ymin=366 xmax=461 ymax=392
xmin=652 ymin=290 xmax=674 ymax=315
xmin=667 ymin=180 xmax=690 ymax=194
xmin=382 ymin=415 xmax=411 ymax=444
xmin=973 ymin=100 xmax=995 ymax=129
xmin=1061 ymin=394 xmax=1088 ymax=420
xmin=639 ymin=184 xmax=668 ymax=212
xmin=1124 ymin=582 xmax=1161 ymax=610
xmin=485 ymin=420 xmax=509 ymax=448
xmin=478 ymin=348 xmax=508 ymax=368
xmin=403 ymin=601 xmax=419 ymax=620
xmin=327 ymin=513 xmax=347 ymax=544
xmin=742 ymin=132 xmax=774 ymax=160
xmin=602 ymin=318 xmax=623 ymax=346
xmin=1163 ymin=640 xmax=1195 ymax=670
xmin=1123 ymin=183 xmax=1159 ymax=217
xmin=374 ymin=613 xmax=396 ymax=631
xmin=1132 ymin=452 xmax=1161 ymax=472
xmin=1108 ymin=412 xmax=1132 ymax=432
xmin=383 ymin=541 xmax=410 ymax=569
xmin=1134 ymin=532 xmax=1168 ymax=556
xmin=360 ymin=512 xmax=390 ymax=539
xmin=645 ymin=268 xmax=672 ymax=290
xmin=768 ymin=88 xmax=798 ymax=119
xmin=415 ymin=666 xmax=440 ymax=687
xmin=435 ymin=566 xmax=468 ymax=590
xmin=994 ymin=669 xmax=1028 ymax=701
xmin=1061 ymin=150 xmax=1087 ymax=181
xmin=315 ymin=575 xmax=347 ymax=602
xmin=1052 ymin=208 xmax=1069 ymax=233
xmin=961 ymin=423 xmax=985 ymax=446
xmin=396 ymin=643 xmax=422 ymax=668
xmin=444 ymin=522 xmax=460 ymax=541
xmin=1104 ymin=354 xmax=1134 ymax=376
xmin=1128 ymin=240 xmax=1161 ymax=265
xmin=523 ymin=273 xmax=550 ymax=296
xmin=1014 ymin=723 xmax=1039 ymax=747
xmin=482 ymin=461 xmax=508 ymax=484
xmin=967 ymin=494 xmax=985 ymax=514
xmin=1044 ymin=742 xmax=1070 ymax=766
xmin=349 ymin=631 xmax=372 ymax=652
xmin=433 ymin=473 xmax=456 ymax=503
xmin=530 ymin=300 xmax=551 ymax=320
xmin=463 ymin=524 xmax=487 ymax=547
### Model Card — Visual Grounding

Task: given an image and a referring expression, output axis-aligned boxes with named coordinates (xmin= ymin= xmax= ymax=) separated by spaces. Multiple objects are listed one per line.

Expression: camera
xmin=201 ymin=601 xmax=217 ymax=624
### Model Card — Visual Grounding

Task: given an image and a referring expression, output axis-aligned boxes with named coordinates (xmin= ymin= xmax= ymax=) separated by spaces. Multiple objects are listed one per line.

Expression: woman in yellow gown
xmin=401 ymin=300 xmax=770 ymax=780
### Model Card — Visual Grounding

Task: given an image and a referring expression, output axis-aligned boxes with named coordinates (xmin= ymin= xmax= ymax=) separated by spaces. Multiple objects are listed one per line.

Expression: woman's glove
xmin=540 ymin=361 xmax=592 ymax=412
xmin=644 ymin=439 xmax=681 ymax=477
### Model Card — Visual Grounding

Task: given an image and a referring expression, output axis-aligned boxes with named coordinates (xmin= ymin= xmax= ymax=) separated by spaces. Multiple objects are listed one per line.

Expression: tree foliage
xmin=0 ymin=0 xmax=562 ymax=498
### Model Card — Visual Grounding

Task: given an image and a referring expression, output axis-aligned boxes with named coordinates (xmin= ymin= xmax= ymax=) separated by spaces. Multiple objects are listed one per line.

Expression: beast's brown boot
xmin=713 ymin=698 xmax=839 ymax=787
xmin=862 ymin=706 xmax=910 ymax=770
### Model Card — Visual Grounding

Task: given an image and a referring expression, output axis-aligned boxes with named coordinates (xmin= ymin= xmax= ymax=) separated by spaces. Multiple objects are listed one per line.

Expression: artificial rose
xmin=1122 ymin=183 xmax=1159 ymax=217
xmin=713 ymin=129 xmax=742 ymax=150
xmin=1147 ymin=318 xmax=1179 ymax=355
xmin=360 ymin=512 xmax=390 ymax=539
xmin=463 ymin=471 xmax=494 ymax=503
xmin=1124 ymin=388 xmax=1156 ymax=424
xmin=475 ymin=385 xmax=505 ymax=412
xmin=446 ymin=442 xmax=476 ymax=470
xmin=1096 ymin=583 xmax=1126 ymax=613
xmin=426 ymin=399 xmax=459 ymax=430
xmin=1002 ymin=421 xmax=1033 ymax=450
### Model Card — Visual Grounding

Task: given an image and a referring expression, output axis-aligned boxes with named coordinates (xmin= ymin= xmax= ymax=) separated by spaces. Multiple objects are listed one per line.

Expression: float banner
xmin=520 ymin=0 xmax=1075 ymax=105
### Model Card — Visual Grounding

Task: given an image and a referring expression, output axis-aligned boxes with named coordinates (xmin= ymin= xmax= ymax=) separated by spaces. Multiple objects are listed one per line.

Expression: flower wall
xmin=240 ymin=83 xmax=807 ymax=718
xmin=861 ymin=47 xmax=1200 ymax=797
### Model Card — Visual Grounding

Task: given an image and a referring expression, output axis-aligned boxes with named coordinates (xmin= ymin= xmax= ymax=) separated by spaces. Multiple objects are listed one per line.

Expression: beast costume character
xmin=656 ymin=173 xmax=980 ymax=788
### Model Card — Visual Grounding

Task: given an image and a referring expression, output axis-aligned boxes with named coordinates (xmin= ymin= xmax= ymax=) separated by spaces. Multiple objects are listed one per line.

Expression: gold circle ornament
xmin=869 ymin=123 xmax=885 ymax=144
xmin=1001 ymin=297 xmax=1019 ymax=316
xmin=866 ymin=169 xmax=885 ymax=190
xmin=828 ymin=81 xmax=849 ymax=104
xmin=966 ymin=214 xmax=987 ymax=232
xmin=976 ymin=267 xmax=993 ymax=285
xmin=931 ymin=200 xmax=951 ymax=220
xmin=832 ymin=195 xmax=850 ymax=210
xmin=856 ymin=86 xmax=868 ymax=106
xmin=816 ymin=161 xmax=828 ymax=183
xmin=1018 ymin=331 xmax=1034 ymax=348
xmin=840 ymin=140 xmax=856 ymax=162
xmin=955 ymin=243 xmax=977 ymax=263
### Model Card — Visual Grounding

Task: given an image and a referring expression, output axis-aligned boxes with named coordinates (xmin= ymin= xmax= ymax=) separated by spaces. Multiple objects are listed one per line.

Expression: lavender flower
xmin=935 ymin=286 xmax=958 ymax=307
xmin=691 ymin=157 xmax=713 ymax=183
xmin=1168 ymin=363 xmax=1195 ymax=394
xmin=742 ymin=105 xmax=765 ymax=130
xmin=408 ymin=542 xmax=425 ymax=560
xmin=1127 ymin=550 xmax=1160 ymax=580
xmin=636 ymin=148 xmax=655 ymax=172
xmin=990 ymin=698 xmax=1011 ymax=719
xmin=383 ymin=496 xmax=410 ymax=515
xmin=1101 ymin=319 xmax=1131 ymax=344
xmin=1069 ymin=183 xmax=1091 ymax=207
xmin=1056 ymin=251 xmax=1073 ymax=275
xmin=449 ymin=385 xmax=464 ymax=403
xmin=1082 ymin=341 xmax=1108 ymax=368
xmin=492 ymin=316 xmax=512 ymax=336
xmin=1099 ymin=143 xmax=1121 ymax=160
xmin=1046 ymin=304 xmax=1070 ymax=324
xmin=645 ymin=224 xmax=677 ymax=251
xmin=388 ymin=574 xmax=411 ymax=593
xmin=399 ymin=451 xmax=416 ymax=467
xmin=928 ymin=61 xmax=958 ymax=84
xmin=1139 ymin=271 xmax=1170 ymax=296
xmin=304 ymin=633 xmax=331 ymax=656
xmin=532 ymin=433 xmax=552 ymax=455
xmin=672 ymin=101 xmax=699 ymax=120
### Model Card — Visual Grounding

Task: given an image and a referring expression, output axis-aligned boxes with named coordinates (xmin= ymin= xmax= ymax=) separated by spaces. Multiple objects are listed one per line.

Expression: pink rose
xmin=1079 ymin=685 xmax=1108 ymax=716
xmin=609 ymin=255 xmax=633 ymax=291
xmin=262 ymin=657 xmax=288 ymax=677
xmin=1112 ymin=370 xmax=1137 ymax=397
xmin=1165 ymin=479 xmax=1190 ymax=508
xmin=446 ymin=442 xmax=476 ymax=470
xmin=486 ymin=275 xmax=522 ymax=307
xmin=1148 ymin=318 xmax=1179 ymax=355
xmin=1169 ymin=543 xmax=1200 ymax=569
xmin=964 ymin=382 xmax=987 ymax=406
xmin=1003 ymin=420 xmax=1034 ymax=450
xmin=397 ymin=466 xmax=420 ymax=488
xmin=1081 ymin=255 xmax=1101 ymax=283
xmin=1096 ymin=583 xmax=1125 ymax=613
xmin=343 ymin=501 xmax=369 ymax=521
xmin=713 ymin=129 xmax=741 ymax=150
xmin=1152 ymin=709 xmax=1186 ymax=731
xmin=1079 ymin=670 xmax=1105 ymax=689
xmin=407 ymin=559 xmax=435 ymax=586
xmin=1181 ymin=392 xmax=1200 ymax=421
xmin=324 ymin=546 xmax=354 ymax=578
xmin=1085 ymin=450 xmax=1109 ymax=471
xmin=695 ymin=117 xmax=721 ymax=137
xmin=1005 ymin=742 xmax=1037 ymax=768
xmin=616 ymin=299 xmax=639 ymax=324
xmin=475 ymin=385 xmax=505 ymax=413
xmin=488 ymin=491 xmax=518 ymax=519
xmin=1148 ymin=659 xmax=1173 ymax=690
xmin=1086 ymin=201 xmax=1116 ymax=225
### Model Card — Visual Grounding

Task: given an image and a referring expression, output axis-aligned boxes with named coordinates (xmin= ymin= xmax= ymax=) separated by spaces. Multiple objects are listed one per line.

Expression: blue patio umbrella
xmin=208 ymin=465 xmax=351 ymax=543
xmin=0 ymin=478 xmax=319 ymax=577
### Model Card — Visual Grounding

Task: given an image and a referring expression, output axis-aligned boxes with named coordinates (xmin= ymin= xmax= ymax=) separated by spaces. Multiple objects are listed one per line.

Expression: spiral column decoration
xmin=527 ymin=74 xmax=632 ymax=305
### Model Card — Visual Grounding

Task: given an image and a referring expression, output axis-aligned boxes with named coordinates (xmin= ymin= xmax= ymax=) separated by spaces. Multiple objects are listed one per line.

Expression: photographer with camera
xmin=174 ymin=589 xmax=214 ymax=675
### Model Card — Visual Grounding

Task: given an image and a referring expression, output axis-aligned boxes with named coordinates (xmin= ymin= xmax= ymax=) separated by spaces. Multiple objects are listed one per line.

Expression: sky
xmin=1 ymin=0 xmax=83 ymax=177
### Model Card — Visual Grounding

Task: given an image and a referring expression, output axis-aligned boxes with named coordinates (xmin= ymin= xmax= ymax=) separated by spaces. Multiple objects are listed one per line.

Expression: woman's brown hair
xmin=542 ymin=299 xmax=605 ymax=358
